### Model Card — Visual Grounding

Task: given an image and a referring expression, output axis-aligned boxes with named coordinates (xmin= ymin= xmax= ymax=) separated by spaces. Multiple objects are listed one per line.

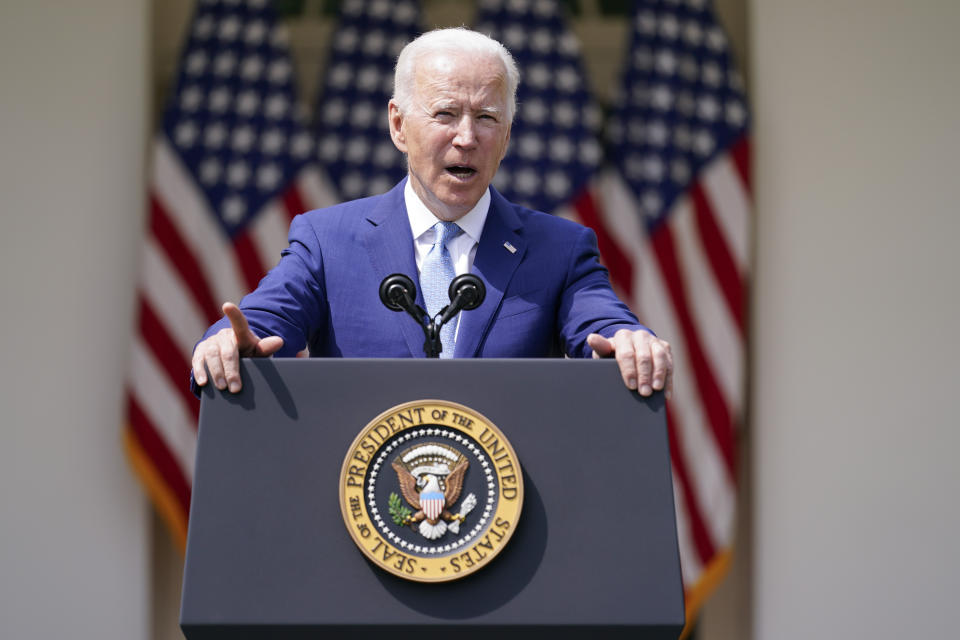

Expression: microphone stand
xmin=379 ymin=274 xmax=486 ymax=358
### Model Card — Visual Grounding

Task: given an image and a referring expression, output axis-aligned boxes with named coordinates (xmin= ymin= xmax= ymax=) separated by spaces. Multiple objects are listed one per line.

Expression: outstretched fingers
xmin=191 ymin=303 xmax=284 ymax=393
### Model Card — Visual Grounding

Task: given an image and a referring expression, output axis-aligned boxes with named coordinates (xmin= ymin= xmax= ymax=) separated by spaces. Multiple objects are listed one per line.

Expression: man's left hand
xmin=587 ymin=329 xmax=673 ymax=398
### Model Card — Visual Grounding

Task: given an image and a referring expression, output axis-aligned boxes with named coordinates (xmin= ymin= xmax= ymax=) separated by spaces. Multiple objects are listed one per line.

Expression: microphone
xmin=379 ymin=274 xmax=427 ymax=325
xmin=379 ymin=273 xmax=440 ymax=357
xmin=438 ymin=274 xmax=486 ymax=327
xmin=378 ymin=273 xmax=485 ymax=358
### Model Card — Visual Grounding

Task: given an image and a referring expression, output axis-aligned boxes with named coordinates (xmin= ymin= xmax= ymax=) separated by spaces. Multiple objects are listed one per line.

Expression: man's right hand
xmin=191 ymin=302 xmax=284 ymax=393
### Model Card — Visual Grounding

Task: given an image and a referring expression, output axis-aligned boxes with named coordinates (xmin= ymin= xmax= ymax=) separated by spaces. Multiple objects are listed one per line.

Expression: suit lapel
xmin=360 ymin=180 xmax=426 ymax=358
xmin=455 ymin=189 xmax=526 ymax=358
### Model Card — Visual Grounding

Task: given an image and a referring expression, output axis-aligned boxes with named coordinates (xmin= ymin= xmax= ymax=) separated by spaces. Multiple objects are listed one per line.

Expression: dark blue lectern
xmin=181 ymin=359 xmax=684 ymax=639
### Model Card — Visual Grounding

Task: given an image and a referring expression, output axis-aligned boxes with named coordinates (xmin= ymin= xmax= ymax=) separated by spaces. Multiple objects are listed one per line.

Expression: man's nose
xmin=452 ymin=116 xmax=478 ymax=148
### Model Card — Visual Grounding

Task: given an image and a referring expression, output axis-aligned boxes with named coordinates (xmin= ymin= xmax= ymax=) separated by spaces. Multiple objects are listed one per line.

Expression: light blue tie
xmin=420 ymin=221 xmax=461 ymax=359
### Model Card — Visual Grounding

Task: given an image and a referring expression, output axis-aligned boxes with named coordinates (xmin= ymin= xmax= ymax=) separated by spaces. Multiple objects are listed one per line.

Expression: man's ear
xmin=388 ymin=100 xmax=407 ymax=152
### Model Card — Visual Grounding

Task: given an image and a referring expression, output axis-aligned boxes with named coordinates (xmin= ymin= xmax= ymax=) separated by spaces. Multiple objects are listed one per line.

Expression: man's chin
xmin=411 ymin=177 xmax=486 ymax=220
xmin=434 ymin=188 xmax=485 ymax=217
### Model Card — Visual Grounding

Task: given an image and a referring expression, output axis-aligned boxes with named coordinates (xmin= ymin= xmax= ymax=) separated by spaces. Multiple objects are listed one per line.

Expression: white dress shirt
xmin=404 ymin=179 xmax=490 ymax=277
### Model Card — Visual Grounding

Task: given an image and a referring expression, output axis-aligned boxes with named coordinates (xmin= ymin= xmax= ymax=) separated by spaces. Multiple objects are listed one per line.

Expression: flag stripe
xmin=232 ymin=228 xmax=268 ymax=294
xmin=572 ymin=188 xmax=634 ymax=296
xmin=594 ymin=169 xmax=649 ymax=296
xmin=650 ymin=250 xmax=736 ymax=550
xmin=701 ymin=153 xmax=751 ymax=273
xmin=249 ymin=201 xmax=291 ymax=273
xmin=138 ymin=297 xmax=200 ymax=423
xmin=127 ymin=394 xmax=191 ymax=514
xmin=130 ymin=339 xmax=197 ymax=475
xmin=671 ymin=199 xmax=744 ymax=416
xmin=150 ymin=194 xmax=219 ymax=324
xmin=730 ymin=136 xmax=751 ymax=194
xmin=666 ymin=405 xmax=717 ymax=564
xmin=296 ymin=169 xmax=338 ymax=211
xmin=664 ymin=317 xmax=737 ymax=549
xmin=153 ymin=140 xmax=246 ymax=305
xmin=140 ymin=238 xmax=207 ymax=355
xmin=282 ymin=184 xmax=308 ymax=223
xmin=671 ymin=378 xmax=737 ymax=551
xmin=691 ymin=184 xmax=745 ymax=334
xmin=671 ymin=469 xmax=702 ymax=586
xmin=650 ymin=223 xmax=736 ymax=475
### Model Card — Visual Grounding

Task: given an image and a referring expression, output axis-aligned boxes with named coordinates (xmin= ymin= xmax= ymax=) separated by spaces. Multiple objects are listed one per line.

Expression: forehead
xmin=412 ymin=50 xmax=508 ymax=105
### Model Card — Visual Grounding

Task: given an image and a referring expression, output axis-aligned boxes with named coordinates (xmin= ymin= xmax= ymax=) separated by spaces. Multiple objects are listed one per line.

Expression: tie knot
xmin=433 ymin=221 xmax=460 ymax=248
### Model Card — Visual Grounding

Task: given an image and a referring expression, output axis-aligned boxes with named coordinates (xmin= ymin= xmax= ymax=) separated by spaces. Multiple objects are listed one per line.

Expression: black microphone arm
xmin=378 ymin=273 xmax=486 ymax=358
xmin=437 ymin=274 xmax=486 ymax=327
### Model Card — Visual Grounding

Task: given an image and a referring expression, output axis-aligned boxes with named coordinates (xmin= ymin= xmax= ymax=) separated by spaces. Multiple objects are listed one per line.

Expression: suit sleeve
xmin=195 ymin=214 xmax=328 ymax=357
xmin=556 ymin=225 xmax=652 ymax=358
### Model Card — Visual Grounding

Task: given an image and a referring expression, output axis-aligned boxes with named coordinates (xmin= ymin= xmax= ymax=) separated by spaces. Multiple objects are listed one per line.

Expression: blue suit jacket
xmin=199 ymin=180 xmax=644 ymax=362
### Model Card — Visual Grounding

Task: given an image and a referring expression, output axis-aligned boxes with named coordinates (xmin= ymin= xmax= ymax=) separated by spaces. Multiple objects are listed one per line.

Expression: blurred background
xmin=2 ymin=1 xmax=958 ymax=638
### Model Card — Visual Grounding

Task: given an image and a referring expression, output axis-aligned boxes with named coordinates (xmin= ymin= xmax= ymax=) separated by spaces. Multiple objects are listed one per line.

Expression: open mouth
xmin=446 ymin=165 xmax=477 ymax=178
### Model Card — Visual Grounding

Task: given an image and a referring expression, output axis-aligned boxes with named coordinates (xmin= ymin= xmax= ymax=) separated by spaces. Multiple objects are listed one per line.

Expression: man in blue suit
xmin=192 ymin=28 xmax=673 ymax=398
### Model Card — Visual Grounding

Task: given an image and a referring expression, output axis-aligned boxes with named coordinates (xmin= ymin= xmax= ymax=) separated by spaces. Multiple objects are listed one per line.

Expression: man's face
xmin=388 ymin=51 xmax=512 ymax=221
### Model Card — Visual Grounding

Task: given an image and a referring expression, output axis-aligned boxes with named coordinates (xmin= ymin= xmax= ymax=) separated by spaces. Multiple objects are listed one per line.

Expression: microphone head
xmin=379 ymin=273 xmax=416 ymax=312
xmin=448 ymin=274 xmax=486 ymax=311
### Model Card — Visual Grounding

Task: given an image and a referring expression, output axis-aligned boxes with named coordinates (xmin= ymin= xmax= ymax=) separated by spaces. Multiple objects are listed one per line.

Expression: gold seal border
xmin=338 ymin=399 xmax=524 ymax=583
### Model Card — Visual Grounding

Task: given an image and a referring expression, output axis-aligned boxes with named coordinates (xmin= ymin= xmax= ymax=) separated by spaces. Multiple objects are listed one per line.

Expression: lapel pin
xmin=503 ymin=241 xmax=517 ymax=254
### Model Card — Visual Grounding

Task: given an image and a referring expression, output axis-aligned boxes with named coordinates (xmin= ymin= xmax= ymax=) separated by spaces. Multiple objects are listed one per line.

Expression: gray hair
xmin=392 ymin=28 xmax=520 ymax=122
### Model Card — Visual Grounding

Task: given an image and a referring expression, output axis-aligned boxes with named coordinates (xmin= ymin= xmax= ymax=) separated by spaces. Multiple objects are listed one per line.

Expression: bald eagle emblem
xmin=390 ymin=443 xmax=477 ymax=540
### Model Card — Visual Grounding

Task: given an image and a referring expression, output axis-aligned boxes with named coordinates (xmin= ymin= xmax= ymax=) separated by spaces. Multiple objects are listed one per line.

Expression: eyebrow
xmin=430 ymin=102 xmax=503 ymax=116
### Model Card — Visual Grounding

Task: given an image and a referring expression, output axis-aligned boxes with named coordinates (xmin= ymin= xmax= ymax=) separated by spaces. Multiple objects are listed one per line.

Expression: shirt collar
xmin=404 ymin=179 xmax=490 ymax=245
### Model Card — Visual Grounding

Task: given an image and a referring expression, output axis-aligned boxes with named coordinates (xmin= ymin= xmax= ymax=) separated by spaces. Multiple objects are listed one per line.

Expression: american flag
xmin=474 ymin=0 xmax=605 ymax=220
xmin=599 ymin=0 xmax=751 ymax=624
xmin=124 ymin=0 xmax=335 ymax=548
xmin=313 ymin=0 xmax=421 ymax=199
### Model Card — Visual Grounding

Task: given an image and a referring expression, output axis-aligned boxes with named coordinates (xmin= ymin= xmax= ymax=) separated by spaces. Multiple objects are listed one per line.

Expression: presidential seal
xmin=338 ymin=400 xmax=523 ymax=582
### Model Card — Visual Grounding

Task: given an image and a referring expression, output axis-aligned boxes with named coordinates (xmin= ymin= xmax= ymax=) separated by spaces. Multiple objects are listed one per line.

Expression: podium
xmin=181 ymin=359 xmax=684 ymax=639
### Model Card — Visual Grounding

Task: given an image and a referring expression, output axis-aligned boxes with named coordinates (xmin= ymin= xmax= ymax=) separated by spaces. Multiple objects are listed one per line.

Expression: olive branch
xmin=388 ymin=492 xmax=412 ymax=525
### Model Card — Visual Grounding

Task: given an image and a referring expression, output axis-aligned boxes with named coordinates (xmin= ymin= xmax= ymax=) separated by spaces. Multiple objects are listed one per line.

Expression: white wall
xmin=0 ymin=2 xmax=150 ymax=638
xmin=751 ymin=1 xmax=960 ymax=637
